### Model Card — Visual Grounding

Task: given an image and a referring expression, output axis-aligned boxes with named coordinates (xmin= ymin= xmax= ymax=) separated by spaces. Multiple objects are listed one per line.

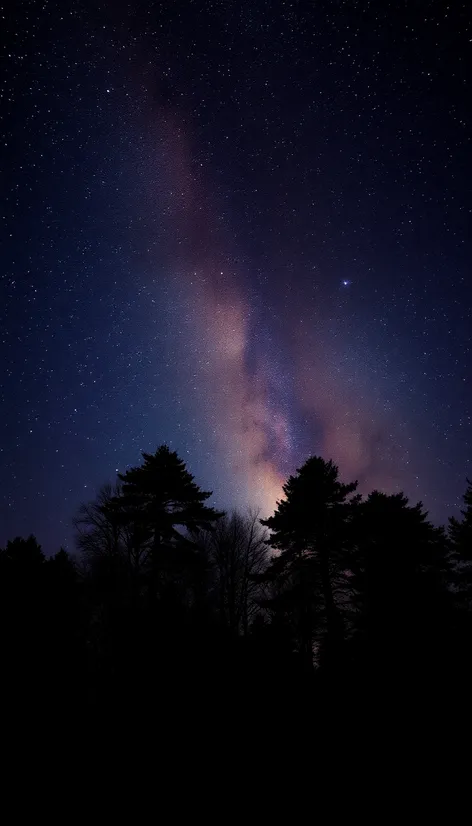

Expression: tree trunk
xmin=150 ymin=528 xmax=161 ymax=608
xmin=320 ymin=545 xmax=343 ymax=671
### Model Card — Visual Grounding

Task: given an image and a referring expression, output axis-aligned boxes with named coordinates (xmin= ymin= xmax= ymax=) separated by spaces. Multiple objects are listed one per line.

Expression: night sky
xmin=1 ymin=1 xmax=471 ymax=552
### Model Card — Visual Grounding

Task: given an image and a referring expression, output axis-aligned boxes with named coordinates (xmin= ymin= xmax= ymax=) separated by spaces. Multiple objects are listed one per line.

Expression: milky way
xmin=1 ymin=2 xmax=471 ymax=551
xmin=148 ymin=99 xmax=415 ymax=516
xmin=149 ymin=105 xmax=293 ymax=515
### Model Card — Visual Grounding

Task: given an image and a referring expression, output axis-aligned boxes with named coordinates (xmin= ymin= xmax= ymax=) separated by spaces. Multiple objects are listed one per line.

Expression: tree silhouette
xmin=3 ymin=446 xmax=472 ymax=718
xmin=0 ymin=537 xmax=84 ymax=710
xmin=448 ymin=479 xmax=472 ymax=607
xmin=260 ymin=457 xmax=359 ymax=672
xmin=112 ymin=446 xmax=223 ymax=551
xmin=0 ymin=536 xmax=46 ymax=667
xmin=350 ymin=491 xmax=451 ymax=682
xmin=43 ymin=549 xmax=82 ymax=697
xmin=197 ymin=509 xmax=269 ymax=637
xmin=108 ymin=446 xmax=223 ymax=601
xmin=74 ymin=483 xmax=124 ymax=563
xmin=1 ymin=534 xmax=45 ymax=569
xmin=74 ymin=482 xmax=151 ymax=584
xmin=84 ymin=446 xmax=224 ymax=695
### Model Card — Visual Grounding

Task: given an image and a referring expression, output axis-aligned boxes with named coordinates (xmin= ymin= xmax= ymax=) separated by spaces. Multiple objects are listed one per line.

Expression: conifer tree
xmin=260 ymin=457 xmax=358 ymax=671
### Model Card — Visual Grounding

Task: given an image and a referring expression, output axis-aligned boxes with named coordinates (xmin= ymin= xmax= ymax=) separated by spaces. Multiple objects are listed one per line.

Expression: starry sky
xmin=1 ymin=1 xmax=471 ymax=552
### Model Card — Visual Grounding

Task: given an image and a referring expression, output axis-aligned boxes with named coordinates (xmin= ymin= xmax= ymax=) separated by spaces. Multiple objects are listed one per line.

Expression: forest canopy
xmin=2 ymin=445 xmax=472 ymax=719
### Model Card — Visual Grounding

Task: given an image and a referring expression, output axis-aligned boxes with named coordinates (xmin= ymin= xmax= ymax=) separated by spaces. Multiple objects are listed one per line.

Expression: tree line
xmin=2 ymin=444 xmax=472 ymax=719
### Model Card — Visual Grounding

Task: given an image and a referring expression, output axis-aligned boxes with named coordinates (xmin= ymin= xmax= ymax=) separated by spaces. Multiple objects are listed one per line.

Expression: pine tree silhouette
xmin=449 ymin=479 xmax=472 ymax=607
xmin=350 ymin=491 xmax=450 ymax=683
xmin=260 ymin=456 xmax=358 ymax=673
xmin=112 ymin=445 xmax=223 ymax=554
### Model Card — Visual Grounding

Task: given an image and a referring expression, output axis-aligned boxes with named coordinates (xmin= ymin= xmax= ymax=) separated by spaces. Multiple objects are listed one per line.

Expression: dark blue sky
xmin=1 ymin=1 xmax=471 ymax=552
